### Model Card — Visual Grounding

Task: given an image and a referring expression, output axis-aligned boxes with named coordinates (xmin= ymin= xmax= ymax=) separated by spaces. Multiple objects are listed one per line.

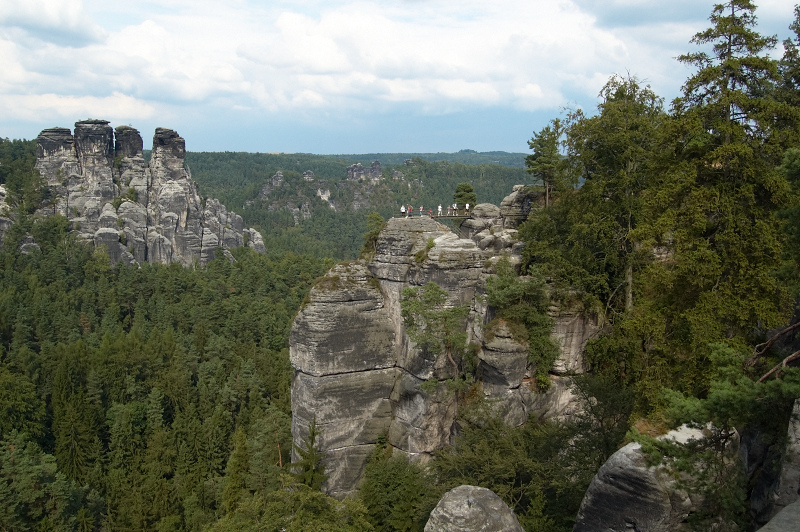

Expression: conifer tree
xmin=526 ymin=118 xmax=569 ymax=207
xmin=654 ymin=0 xmax=800 ymax=360
xmin=292 ymin=416 xmax=328 ymax=490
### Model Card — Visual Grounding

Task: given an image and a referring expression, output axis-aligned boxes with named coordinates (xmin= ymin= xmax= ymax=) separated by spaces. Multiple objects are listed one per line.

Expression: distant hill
xmin=328 ymin=150 xmax=527 ymax=168
xmin=184 ymin=151 xmax=534 ymax=260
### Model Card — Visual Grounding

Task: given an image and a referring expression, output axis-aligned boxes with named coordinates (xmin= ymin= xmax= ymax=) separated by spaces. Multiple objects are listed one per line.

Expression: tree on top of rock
xmin=453 ymin=183 xmax=477 ymax=209
xmin=526 ymin=118 xmax=570 ymax=208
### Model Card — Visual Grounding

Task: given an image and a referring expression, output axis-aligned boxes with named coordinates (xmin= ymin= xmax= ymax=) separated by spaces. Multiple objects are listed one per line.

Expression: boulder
xmin=758 ymin=499 xmax=800 ymax=532
xmin=424 ymin=485 xmax=524 ymax=532
xmin=771 ymin=398 xmax=800 ymax=517
xmin=573 ymin=425 xmax=712 ymax=532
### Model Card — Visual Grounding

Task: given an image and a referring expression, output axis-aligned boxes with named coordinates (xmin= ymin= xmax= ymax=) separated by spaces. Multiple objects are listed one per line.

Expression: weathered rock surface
xmin=291 ymin=189 xmax=600 ymax=497
xmin=757 ymin=499 xmax=800 ymax=532
xmin=499 ymin=185 xmax=542 ymax=228
xmin=573 ymin=426 xmax=713 ymax=532
xmin=770 ymin=399 xmax=800 ymax=517
xmin=29 ymin=120 xmax=261 ymax=266
xmin=424 ymin=485 xmax=524 ymax=532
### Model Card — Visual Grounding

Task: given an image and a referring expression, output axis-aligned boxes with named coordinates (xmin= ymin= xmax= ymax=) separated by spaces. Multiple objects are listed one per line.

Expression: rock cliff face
xmin=32 ymin=120 xmax=264 ymax=265
xmin=290 ymin=192 xmax=601 ymax=498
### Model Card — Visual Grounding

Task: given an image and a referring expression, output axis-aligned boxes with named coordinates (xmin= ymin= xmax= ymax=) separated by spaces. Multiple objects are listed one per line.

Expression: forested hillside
xmin=185 ymin=153 xmax=529 ymax=259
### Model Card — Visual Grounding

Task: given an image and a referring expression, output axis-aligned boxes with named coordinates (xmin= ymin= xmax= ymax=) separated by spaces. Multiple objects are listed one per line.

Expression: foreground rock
xmin=290 ymin=190 xmax=601 ymax=497
xmin=29 ymin=119 xmax=263 ymax=265
xmin=424 ymin=485 xmax=524 ymax=532
xmin=770 ymin=399 xmax=800 ymax=517
xmin=757 ymin=499 xmax=800 ymax=531
xmin=573 ymin=426 xmax=717 ymax=532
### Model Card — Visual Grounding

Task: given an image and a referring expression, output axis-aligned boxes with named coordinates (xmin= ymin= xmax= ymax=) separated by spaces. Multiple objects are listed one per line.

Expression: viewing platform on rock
xmin=393 ymin=214 xmax=470 ymax=219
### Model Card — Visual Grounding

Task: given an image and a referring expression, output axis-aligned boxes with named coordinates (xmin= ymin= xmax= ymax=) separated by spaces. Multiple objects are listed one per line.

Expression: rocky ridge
xmin=28 ymin=119 xmax=265 ymax=265
xmin=290 ymin=186 xmax=601 ymax=498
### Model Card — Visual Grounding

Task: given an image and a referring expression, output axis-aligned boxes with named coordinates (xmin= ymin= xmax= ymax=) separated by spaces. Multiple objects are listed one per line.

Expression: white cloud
xmin=0 ymin=0 xmax=106 ymax=45
xmin=0 ymin=92 xmax=156 ymax=122
xmin=3 ymin=0 xmax=793 ymax=150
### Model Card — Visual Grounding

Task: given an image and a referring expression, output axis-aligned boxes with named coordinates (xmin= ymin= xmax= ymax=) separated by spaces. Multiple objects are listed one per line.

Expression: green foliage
xmin=485 ymin=257 xmax=558 ymax=383
xmin=0 ymin=138 xmax=45 ymax=214
xmin=292 ymin=416 xmax=328 ymax=490
xmin=632 ymin=343 xmax=800 ymax=530
xmin=206 ymin=481 xmax=374 ymax=532
xmin=0 ymin=363 xmax=44 ymax=438
xmin=0 ymin=215 xmax=328 ymax=530
xmin=360 ymin=212 xmax=386 ymax=258
xmin=431 ymin=380 xmax=632 ymax=532
xmin=452 ymin=182 xmax=477 ymax=208
xmin=413 ymin=238 xmax=435 ymax=263
xmin=526 ymin=118 xmax=570 ymax=207
xmin=401 ymin=283 xmax=469 ymax=377
xmin=0 ymin=431 xmax=92 ymax=531
xmin=358 ymin=442 xmax=439 ymax=532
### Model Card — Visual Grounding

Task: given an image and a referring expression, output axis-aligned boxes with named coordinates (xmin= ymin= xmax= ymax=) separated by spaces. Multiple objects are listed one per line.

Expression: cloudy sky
xmin=0 ymin=0 xmax=796 ymax=154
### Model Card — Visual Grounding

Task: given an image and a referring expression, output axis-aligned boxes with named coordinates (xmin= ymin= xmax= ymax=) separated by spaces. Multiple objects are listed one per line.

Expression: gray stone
xmin=290 ymin=262 xmax=396 ymax=377
xmin=30 ymin=120 xmax=263 ymax=266
xmin=424 ymin=485 xmax=524 ymax=532
xmin=499 ymin=185 xmax=541 ymax=228
xmin=290 ymin=189 xmax=601 ymax=498
xmin=758 ymin=499 xmax=800 ymax=532
xmin=526 ymin=375 xmax=579 ymax=420
xmin=771 ymin=399 xmax=800 ymax=517
xmin=573 ymin=425 xmax=711 ymax=532
xmin=550 ymin=303 xmax=601 ymax=375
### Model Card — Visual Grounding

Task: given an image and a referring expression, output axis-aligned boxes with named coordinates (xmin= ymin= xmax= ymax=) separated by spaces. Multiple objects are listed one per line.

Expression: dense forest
xmin=2 ymin=1 xmax=800 ymax=530
xmin=185 ymin=152 xmax=530 ymax=259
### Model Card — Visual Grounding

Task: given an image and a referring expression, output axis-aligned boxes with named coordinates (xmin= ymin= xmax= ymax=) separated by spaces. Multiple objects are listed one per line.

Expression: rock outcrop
xmin=424 ymin=485 xmax=525 ymax=532
xmin=290 ymin=188 xmax=601 ymax=498
xmin=573 ymin=425 xmax=718 ymax=532
xmin=31 ymin=120 xmax=263 ymax=266
xmin=757 ymin=499 xmax=800 ymax=532
xmin=770 ymin=398 xmax=800 ymax=518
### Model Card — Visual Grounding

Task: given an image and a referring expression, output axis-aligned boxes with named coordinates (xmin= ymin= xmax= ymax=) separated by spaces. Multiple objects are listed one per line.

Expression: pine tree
xmin=565 ymin=74 xmax=666 ymax=314
xmin=292 ymin=416 xmax=328 ymax=490
xmin=653 ymin=0 xmax=800 ymax=362
xmin=452 ymin=183 xmax=477 ymax=209
xmin=526 ymin=118 xmax=569 ymax=207
xmin=222 ymin=427 xmax=249 ymax=514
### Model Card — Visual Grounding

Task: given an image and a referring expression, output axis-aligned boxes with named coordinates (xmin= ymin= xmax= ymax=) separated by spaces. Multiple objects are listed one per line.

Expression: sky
xmin=0 ymin=0 xmax=796 ymax=154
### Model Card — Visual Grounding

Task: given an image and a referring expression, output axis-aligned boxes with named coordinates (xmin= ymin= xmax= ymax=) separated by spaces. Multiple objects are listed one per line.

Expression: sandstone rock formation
xmin=757 ymin=499 xmax=800 ymax=532
xmin=31 ymin=119 xmax=263 ymax=266
xmin=290 ymin=189 xmax=601 ymax=498
xmin=248 ymin=160 xmax=401 ymax=216
xmin=770 ymin=398 xmax=800 ymax=517
xmin=424 ymin=485 xmax=524 ymax=532
xmin=573 ymin=425 xmax=716 ymax=532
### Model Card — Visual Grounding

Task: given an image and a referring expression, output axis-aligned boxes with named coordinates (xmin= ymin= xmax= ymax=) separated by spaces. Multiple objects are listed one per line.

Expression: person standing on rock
xmin=428 ymin=208 xmax=432 ymax=218
xmin=420 ymin=205 xmax=423 ymax=217
xmin=408 ymin=205 xmax=412 ymax=218
xmin=466 ymin=203 xmax=470 ymax=215
xmin=401 ymin=204 xmax=406 ymax=218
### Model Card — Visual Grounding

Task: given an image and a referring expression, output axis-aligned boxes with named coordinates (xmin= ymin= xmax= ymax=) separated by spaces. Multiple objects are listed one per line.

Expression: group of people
xmin=400 ymin=203 xmax=470 ymax=218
